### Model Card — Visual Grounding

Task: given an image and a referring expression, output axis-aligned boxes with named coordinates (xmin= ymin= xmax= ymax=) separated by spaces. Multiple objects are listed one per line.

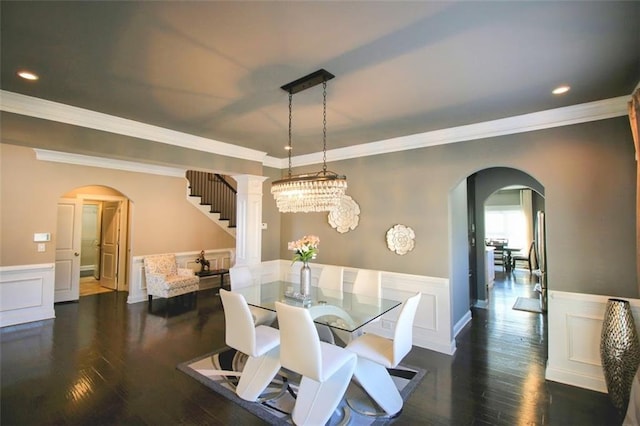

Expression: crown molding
xmin=34 ymin=149 xmax=186 ymax=177
xmin=3 ymin=89 xmax=630 ymax=171
xmin=1 ymin=90 xmax=267 ymax=163
xmin=289 ymin=95 xmax=630 ymax=167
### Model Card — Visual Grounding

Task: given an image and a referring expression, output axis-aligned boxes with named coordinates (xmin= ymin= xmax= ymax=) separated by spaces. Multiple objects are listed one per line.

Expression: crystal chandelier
xmin=271 ymin=69 xmax=347 ymax=213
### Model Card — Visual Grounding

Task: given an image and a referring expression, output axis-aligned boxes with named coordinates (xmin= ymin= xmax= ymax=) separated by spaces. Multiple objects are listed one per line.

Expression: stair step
xmin=186 ymin=170 xmax=237 ymax=230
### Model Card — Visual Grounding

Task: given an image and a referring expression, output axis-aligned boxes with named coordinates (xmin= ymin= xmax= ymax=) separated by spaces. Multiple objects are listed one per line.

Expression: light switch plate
xmin=37 ymin=243 xmax=46 ymax=252
xmin=34 ymin=232 xmax=51 ymax=242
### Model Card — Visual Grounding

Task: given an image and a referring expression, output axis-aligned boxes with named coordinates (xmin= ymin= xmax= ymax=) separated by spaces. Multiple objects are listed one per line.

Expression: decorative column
xmin=231 ymin=174 xmax=267 ymax=268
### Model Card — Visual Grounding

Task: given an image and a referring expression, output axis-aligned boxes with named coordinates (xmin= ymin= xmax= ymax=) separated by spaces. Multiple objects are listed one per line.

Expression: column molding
xmin=231 ymin=174 xmax=268 ymax=268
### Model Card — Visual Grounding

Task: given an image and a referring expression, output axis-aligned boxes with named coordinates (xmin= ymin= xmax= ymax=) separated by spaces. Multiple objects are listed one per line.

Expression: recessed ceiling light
xmin=552 ymin=85 xmax=570 ymax=95
xmin=17 ymin=70 xmax=39 ymax=81
xmin=284 ymin=145 xmax=292 ymax=151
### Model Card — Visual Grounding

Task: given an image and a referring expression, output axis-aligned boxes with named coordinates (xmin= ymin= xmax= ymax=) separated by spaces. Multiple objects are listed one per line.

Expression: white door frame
xmin=77 ymin=194 xmax=129 ymax=291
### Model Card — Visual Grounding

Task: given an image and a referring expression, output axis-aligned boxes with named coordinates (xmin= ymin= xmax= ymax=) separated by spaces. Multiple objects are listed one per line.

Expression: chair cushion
xmin=254 ymin=325 xmax=280 ymax=356
xmin=346 ymin=333 xmax=394 ymax=368
xmin=318 ymin=341 xmax=357 ymax=381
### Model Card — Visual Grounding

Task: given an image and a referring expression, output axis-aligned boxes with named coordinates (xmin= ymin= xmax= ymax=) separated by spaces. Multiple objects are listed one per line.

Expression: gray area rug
xmin=513 ymin=296 xmax=542 ymax=313
xmin=177 ymin=347 xmax=427 ymax=425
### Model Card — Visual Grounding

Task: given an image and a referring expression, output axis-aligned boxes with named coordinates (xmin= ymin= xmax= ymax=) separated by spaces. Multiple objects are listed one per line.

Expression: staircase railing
xmin=186 ymin=171 xmax=236 ymax=228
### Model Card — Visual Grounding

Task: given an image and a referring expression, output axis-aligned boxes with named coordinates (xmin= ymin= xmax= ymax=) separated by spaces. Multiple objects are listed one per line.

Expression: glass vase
xmin=300 ymin=261 xmax=311 ymax=297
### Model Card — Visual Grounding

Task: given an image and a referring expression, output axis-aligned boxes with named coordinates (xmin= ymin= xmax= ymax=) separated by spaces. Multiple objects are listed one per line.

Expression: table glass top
xmin=233 ymin=281 xmax=401 ymax=333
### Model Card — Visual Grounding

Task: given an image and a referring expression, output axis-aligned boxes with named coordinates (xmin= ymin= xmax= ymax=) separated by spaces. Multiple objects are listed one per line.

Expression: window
xmin=485 ymin=205 xmax=526 ymax=249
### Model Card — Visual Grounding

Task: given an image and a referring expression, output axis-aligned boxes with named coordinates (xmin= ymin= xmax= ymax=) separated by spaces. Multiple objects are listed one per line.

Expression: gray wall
xmin=450 ymin=180 xmax=471 ymax=324
xmin=269 ymin=117 xmax=637 ymax=311
xmin=1 ymin=112 xmax=262 ymax=176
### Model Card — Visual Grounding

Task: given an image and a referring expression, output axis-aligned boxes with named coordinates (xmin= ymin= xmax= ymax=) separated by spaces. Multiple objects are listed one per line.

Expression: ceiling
xmin=1 ymin=1 xmax=638 ymax=162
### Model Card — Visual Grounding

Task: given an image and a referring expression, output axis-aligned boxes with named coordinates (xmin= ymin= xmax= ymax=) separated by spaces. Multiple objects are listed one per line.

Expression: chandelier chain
xmin=288 ymin=92 xmax=293 ymax=177
xmin=322 ymin=81 xmax=327 ymax=173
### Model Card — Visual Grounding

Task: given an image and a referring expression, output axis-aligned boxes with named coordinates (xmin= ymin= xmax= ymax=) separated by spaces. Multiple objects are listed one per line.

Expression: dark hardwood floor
xmin=1 ymin=269 xmax=619 ymax=425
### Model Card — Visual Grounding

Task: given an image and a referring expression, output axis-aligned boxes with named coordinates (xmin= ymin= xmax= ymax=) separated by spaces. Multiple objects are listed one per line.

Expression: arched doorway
xmin=55 ymin=185 xmax=130 ymax=303
xmin=467 ymin=167 xmax=544 ymax=309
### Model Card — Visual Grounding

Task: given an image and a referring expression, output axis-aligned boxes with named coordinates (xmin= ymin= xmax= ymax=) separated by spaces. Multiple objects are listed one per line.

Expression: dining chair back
xmin=228 ymin=266 xmax=275 ymax=326
xmin=512 ymin=241 xmax=537 ymax=271
xmin=219 ymin=289 xmax=281 ymax=402
xmin=229 ymin=265 xmax=254 ymax=289
xmin=352 ymin=269 xmax=382 ymax=300
xmin=345 ymin=292 xmax=422 ymax=417
xmin=275 ymin=301 xmax=357 ymax=425
xmin=315 ymin=265 xmax=344 ymax=292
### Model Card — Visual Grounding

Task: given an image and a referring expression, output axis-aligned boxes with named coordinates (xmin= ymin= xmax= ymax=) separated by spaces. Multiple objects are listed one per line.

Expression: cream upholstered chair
xmin=352 ymin=269 xmax=382 ymax=300
xmin=315 ymin=265 xmax=344 ymax=292
xmin=219 ymin=289 xmax=282 ymax=402
xmin=345 ymin=292 xmax=422 ymax=417
xmin=275 ymin=301 xmax=357 ymax=426
xmin=144 ymin=253 xmax=199 ymax=309
xmin=229 ymin=266 xmax=276 ymax=326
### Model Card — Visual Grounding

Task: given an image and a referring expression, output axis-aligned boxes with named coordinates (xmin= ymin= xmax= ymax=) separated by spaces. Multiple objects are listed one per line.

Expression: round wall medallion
xmin=328 ymin=195 xmax=360 ymax=233
xmin=386 ymin=224 xmax=415 ymax=255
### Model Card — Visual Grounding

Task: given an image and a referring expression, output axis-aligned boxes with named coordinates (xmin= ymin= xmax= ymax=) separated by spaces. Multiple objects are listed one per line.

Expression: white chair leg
xmin=292 ymin=356 xmax=356 ymax=426
xmin=351 ymin=356 xmax=403 ymax=416
xmin=235 ymin=347 xmax=281 ymax=402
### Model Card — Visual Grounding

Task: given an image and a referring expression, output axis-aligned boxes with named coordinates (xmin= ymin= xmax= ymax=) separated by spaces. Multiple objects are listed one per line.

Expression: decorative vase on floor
xmin=600 ymin=298 xmax=640 ymax=417
xmin=299 ymin=261 xmax=311 ymax=297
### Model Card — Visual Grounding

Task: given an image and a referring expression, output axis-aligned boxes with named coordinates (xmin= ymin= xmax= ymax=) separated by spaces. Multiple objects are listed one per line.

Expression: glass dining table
xmin=232 ymin=281 xmax=401 ymax=333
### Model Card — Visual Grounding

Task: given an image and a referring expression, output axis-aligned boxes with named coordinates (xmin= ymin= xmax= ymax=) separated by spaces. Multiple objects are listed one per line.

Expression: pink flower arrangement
xmin=288 ymin=235 xmax=320 ymax=263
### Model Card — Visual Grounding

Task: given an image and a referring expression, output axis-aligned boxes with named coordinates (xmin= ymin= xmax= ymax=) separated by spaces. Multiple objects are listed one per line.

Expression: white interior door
xmin=93 ymin=203 xmax=103 ymax=280
xmin=100 ymin=201 xmax=120 ymax=290
xmin=55 ymin=198 xmax=82 ymax=302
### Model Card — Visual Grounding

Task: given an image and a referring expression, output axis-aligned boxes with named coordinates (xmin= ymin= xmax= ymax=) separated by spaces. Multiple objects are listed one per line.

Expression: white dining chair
xmin=229 ymin=265 xmax=276 ymax=326
xmin=275 ymin=301 xmax=357 ymax=426
xmin=352 ymin=269 xmax=382 ymax=300
xmin=315 ymin=265 xmax=344 ymax=292
xmin=345 ymin=292 xmax=422 ymax=417
xmin=219 ymin=289 xmax=282 ymax=402
xmin=312 ymin=265 xmax=345 ymax=344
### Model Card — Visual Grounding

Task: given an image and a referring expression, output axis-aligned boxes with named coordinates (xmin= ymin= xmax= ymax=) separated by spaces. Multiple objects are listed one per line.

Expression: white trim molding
xmin=34 ymin=149 xmax=186 ymax=177
xmin=546 ymin=290 xmax=640 ymax=393
xmin=2 ymin=89 xmax=629 ymax=171
xmin=1 ymin=90 xmax=267 ymax=163
xmin=0 ymin=263 xmax=56 ymax=327
xmin=277 ymin=95 xmax=630 ymax=168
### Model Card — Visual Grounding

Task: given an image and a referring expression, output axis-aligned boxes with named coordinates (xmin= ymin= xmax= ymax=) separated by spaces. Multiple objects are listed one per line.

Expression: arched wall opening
xmin=56 ymin=185 xmax=131 ymax=303
xmin=470 ymin=167 xmax=545 ymax=306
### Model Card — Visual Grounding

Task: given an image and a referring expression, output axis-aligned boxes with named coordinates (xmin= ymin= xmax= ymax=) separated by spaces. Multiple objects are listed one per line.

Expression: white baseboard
xmin=454 ymin=310 xmax=472 ymax=338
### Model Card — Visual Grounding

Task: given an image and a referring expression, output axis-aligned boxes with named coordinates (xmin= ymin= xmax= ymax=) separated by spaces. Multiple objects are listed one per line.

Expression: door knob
xmin=74 ymin=252 xmax=80 ymax=257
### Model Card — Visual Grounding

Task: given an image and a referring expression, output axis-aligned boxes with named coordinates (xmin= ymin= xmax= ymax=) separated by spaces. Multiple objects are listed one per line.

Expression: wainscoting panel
xmin=546 ymin=290 xmax=640 ymax=393
xmin=262 ymin=260 xmax=455 ymax=355
xmin=127 ymin=249 xmax=234 ymax=304
xmin=0 ymin=264 xmax=56 ymax=327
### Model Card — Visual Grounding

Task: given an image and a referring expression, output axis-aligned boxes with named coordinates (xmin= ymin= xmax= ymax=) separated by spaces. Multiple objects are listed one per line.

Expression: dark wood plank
xmin=1 ymin=270 xmax=619 ymax=425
